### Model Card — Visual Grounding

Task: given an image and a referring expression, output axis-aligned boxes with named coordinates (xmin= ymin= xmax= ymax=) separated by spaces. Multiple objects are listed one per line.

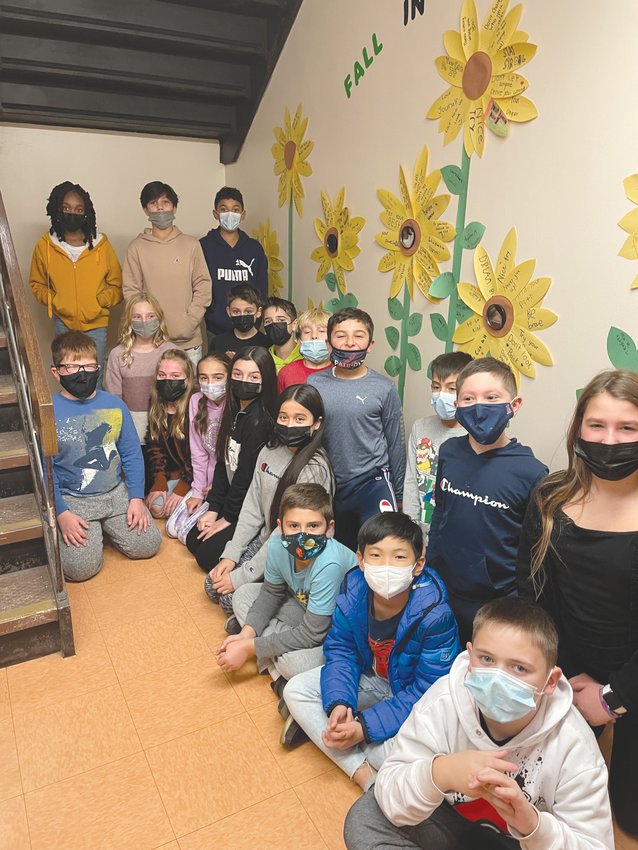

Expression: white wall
xmin=227 ymin=0 xmax=638 ymax=469
xmin=0 ymin=124 xmax=224 ymax=367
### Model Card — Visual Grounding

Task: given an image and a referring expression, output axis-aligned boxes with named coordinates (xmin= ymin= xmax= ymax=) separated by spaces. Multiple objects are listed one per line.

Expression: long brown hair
xmin=530 ymin=369 xmax=638 ymax=592
xmin=193 ymin=352 xmax=231 ymax=437
xmin=147 ymin=349 xmax=196 ymax=441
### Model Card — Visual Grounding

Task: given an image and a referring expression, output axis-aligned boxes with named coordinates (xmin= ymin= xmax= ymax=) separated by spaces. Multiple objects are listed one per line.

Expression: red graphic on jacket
xmin=368 ymin=635 xmax=395 ymax=679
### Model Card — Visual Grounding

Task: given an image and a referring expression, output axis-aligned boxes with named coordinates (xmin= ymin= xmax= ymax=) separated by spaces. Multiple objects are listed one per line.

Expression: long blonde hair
xmin=117 ymin=294 xmax=169 ymax=367
xmin=530 ymin=369 xmax=638 ymax=593
xmin=148 ymin=349 xmax=196 ymax=441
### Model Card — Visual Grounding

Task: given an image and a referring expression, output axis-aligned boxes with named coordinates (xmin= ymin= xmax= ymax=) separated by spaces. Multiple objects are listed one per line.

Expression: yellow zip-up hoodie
xmin=29 ymin=232 xmax=123 ymax=331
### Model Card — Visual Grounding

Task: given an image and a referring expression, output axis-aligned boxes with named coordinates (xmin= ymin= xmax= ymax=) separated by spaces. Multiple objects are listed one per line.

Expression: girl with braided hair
xmin=29 ymin=181 xmax=122 ymax=382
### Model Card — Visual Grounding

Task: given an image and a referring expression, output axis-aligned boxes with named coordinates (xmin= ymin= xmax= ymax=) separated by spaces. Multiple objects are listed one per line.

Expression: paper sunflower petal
xmin=460 ymin=0 xmax=480 ymax=59
xmin=618 ymin=208 xmax=638 ymax=234
xmin=623 ymin=175 xmax=638 ymax=205
xmin=452 ymin=314 xmax=484 ymax=343
xmin=376 ymin=231 xmax=399 ymax=251
xmin=619 ymin=233 xmax=638 ymax=260
xmin=434 ymin=55 xmax=465 ymax=86
xmin=390 ymin=258 xmax=409 ymax=298
xmin=515 ymin=326 xmax=553 ymax=366
xmin=514 ymin=276 xmax=551 ymax=312
xmin=414 ymin=263 xmax=437 ymax=301
xmin=483 ymin=2 xmax=522 ymax=54
xmin=458 ymin=282 xmax=486 ymax=314
xmin=349 ymin=216 xmax=366 ymax=234
xmin=320 ymin=192 xmax=333 ymax=225
xmin=378 ymin=251 xmax=398 ymax=273
xmin=526 ymin=307 xmax=558 ymax=331
xmin=457 ymin=330 xmax=491 ymax=359
xmin=491 ymin=42 xmax=537 ymax=76
xmin=503 ymin=331 xmax=536 ymax=378
xmin=498 ymin=95 xmax=538 ymax=122
xmin=474 ymin=245 xmax=497 ymax=301
xmin=502 ymin=258 xmax=536 ymax=299
xmin=443 ymin=30 xmax=466 ymax=63
xmin=488 ymin=73 xmax=528 ymax=99
xmin=335 ymin=266 xmax=347 ymax=295
xmin=495 ymin=227 xmax=517 ymax=285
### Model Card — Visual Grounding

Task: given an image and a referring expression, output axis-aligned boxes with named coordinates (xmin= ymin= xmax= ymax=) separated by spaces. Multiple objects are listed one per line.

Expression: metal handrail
xmin=0 ymin=194 xmax=65 ymax=600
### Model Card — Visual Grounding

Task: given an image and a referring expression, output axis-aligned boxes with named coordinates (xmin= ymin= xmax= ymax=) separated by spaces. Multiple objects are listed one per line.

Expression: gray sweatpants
xmin=232 ymin=582 xmax=325 ymax=680
xmin=60 ymin=482 xmax=162 ymax=581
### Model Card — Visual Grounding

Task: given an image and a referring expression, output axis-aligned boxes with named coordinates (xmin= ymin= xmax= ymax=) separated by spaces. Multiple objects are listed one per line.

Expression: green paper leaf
xmin=407 ymin=313 xmax=423 ymax=336
xmin=341 ymin=292 xmax=359 ymax=308
xmin=575 ymin=387 xmax=583 ymax=399
xmin=607 ymin=326 xmax=638 ymax=370
xmin=388 ymin=297 xmax=405 ymax=320
xmin=461 ymin=221 xmax=486 ymax=250
xmin=324 ymin=297 xmax=341 ymax=314
xmin=385 ymin=326 xmax=400 ymax=350
xmin=441 ymin=165 xmax=466 ymax=195
xmin=430 ymin=313 xmax=448 ymax=341
xmin=428 ymin=272 xmax=455 ymax=300
xmin=407 ymin=342 xmax=422 ymax=371
xmin=324 ymin=273 xmax=337 ymax=292
xmin=384 ymin=355 xmax=402 ymax=378
xmin=426 ymin=359 xmax=433 ymax=380
xmin=456 ymin=300 xmax=473 ymax=324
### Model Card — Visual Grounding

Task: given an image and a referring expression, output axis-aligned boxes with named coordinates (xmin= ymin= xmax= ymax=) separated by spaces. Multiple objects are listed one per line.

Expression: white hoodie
xmin=375 ymin=652 xmax=613 ymax=850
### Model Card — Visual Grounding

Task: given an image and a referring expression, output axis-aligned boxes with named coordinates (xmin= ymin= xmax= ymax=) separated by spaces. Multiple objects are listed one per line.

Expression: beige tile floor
xmin=0 ymin=531 xmax=636 ymax=850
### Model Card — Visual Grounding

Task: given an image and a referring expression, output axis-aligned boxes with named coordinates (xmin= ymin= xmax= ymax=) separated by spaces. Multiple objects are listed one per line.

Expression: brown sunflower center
xmin=462 ymin=51 xmax=492 ymax=100
xmin=284 ymin=140 xmax=297 ymax=170
xmin=324 ymin=227 xmax=339 ymax=258
xmin=399 ymin=218 xmax=421 ymax=257
xmin=483 ymin=295 xmax=514 ymax=338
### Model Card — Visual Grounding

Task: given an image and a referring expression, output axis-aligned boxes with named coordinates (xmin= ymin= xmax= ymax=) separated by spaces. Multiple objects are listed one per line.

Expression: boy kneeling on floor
xmin=215 ymin=483 xmax=357 ymax=743
xmin=344 ymin=597 xmax=613 ymax=850
xmin=283 ymin=511 xmax=461 ymax=786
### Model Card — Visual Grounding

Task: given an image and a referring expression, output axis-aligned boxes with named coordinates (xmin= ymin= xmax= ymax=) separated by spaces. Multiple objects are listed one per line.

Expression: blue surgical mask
xmin=431 ymin=391 xmax=457 ymax=421
xmin=465 ymin=666 xmax=548 ymax=724
xmin=219 ymin=211 xmax=242 ymax=231
xmin=281 ymin=531 xmax=328 ymax=560
xmin=455 ymin=402 xmax=514 ymax=445
xmin=300 ymin=339 xmax=330 ymax=363
xmin=200 ymin=383 xmax=225 ymax=402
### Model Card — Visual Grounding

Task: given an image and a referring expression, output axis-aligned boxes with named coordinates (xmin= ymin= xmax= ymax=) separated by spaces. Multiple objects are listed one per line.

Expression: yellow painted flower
xmin=376 ymin=146 xmax=455 ymax=301
xmin=427 ymin=0 xmax=538 ymax=157
xmin=252 ymin=218 xmax=284 ymax=297
xmin=453 ymin=228 xmax=557 ymax=380
xmin=311 ymin=188 xmax=365 ymax=294
xmin=272 ymin=104 xmax=313 ymax=216
xmin=618 ymin=174 xmax=638 ymax=290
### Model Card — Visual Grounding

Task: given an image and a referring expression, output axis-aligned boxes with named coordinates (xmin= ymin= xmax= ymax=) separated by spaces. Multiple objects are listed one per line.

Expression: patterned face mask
xmin=280 ymin=531 xmax=328 ymax=560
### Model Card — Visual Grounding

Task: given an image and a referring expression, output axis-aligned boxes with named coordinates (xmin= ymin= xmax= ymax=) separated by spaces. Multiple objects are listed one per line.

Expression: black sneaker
xmin=224 ymin=615 xmax=241 ymax=635
xmin=281 ymin=715 xmax=309 ymax=749
xmin=269 ymin=676 xmax=289 ymax=719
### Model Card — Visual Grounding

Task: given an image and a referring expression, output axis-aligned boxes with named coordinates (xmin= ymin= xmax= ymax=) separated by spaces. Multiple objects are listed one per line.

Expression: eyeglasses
xmin=55 ymin=363 xmax=100 ymax=374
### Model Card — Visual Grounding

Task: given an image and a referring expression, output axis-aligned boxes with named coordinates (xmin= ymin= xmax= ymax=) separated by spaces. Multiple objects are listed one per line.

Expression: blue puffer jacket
xmin=320 ymin=566 xmax=461 ymax=743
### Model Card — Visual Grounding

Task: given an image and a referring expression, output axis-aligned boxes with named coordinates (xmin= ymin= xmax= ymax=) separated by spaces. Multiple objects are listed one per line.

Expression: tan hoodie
xmin=122 ymin=226 xmax=212 ymax=349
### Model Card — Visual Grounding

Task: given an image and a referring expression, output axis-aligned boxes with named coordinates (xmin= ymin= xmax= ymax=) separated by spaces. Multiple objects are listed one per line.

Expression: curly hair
xmin=46 ymin=181 xmax=97 ymax=249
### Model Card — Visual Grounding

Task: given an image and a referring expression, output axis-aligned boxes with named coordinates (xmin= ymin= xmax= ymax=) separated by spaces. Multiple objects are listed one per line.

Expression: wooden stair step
xmin=0 ymin=430 xmax=29 ymax=470
xmin=0 ymin=329 xmax=6 ymax=350
xmin=0 ymin=565 xmax=57 ymax=636
xmin=0 ymin=493 xmax=43 ymax=545
xmin=0 ymin=374 xmax=17 ymax=405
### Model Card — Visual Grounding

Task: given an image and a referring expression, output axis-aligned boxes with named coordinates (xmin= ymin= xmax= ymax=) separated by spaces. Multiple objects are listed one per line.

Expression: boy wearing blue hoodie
xmin=427 ymin=358 xmax=547 ymax=643
xmin=283 ymin=512 xmax=460 ymax=785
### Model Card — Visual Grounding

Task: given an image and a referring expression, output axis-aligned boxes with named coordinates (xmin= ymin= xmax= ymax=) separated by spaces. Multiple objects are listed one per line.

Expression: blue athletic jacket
xmin=320 ymin=567 xmax=461 ymax=743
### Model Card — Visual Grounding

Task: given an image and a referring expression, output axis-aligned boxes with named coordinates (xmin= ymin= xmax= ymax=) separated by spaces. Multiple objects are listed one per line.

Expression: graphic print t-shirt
xmin=367 ymin=593 xmax=404 ymax=679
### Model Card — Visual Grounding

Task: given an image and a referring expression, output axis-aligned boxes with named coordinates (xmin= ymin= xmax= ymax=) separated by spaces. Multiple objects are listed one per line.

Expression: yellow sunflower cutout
xmin=427 ymin=0 xmax=538 ymax=157
xmin=272 ymin=104 xmax=313 ymax=216
xmin=618 ymin=174 xmax=638 ymax=290
xmin=376 ymin=145 xmax=456 ymax=301
xmin=453 ymin=228 xmax=557 ymax=380
xmin=252 ymin=218 xmax=284 ymax=297
xmin=311 ymin=188 xmax=365 ymax=295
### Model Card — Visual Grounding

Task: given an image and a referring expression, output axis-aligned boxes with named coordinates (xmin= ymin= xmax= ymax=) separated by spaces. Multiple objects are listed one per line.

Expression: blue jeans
xmin=53 ymin=318 xmax=107 ymax=388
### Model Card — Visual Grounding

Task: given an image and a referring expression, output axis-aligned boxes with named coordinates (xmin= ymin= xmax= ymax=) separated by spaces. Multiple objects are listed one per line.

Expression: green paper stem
xmin=287 ymin=190 xmax=294 ymax=300
xmin=445 ymin=146 xmax=471 ymax=352
xmin=397 ymin=283 xmax=411 ymax=402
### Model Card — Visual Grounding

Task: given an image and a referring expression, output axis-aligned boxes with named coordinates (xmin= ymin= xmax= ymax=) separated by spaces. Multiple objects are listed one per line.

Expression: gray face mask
xmin=131 ymin=318 xmax=160 ymax=338
xmin=148 ymin=210 xmax=175 ymax=230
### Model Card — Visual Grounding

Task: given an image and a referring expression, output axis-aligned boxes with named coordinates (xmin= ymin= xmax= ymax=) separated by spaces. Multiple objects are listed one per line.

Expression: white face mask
xmin=219 ymin=211 xmax=242 ymax=232
xmin=363 ymin=562 xmax=415 ymax=599
xmin=200 ymin=383 xmax=225 ymax=401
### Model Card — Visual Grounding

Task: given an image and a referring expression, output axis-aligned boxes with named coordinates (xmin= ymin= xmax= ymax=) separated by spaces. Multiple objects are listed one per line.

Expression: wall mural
xmin=252 ymin=217 xmax=284 ymax=297
xmin=311 ymin=187 xmax=363 ymax=312
xmin=272 ymin=104 xmax=313 ymax=299
xmin=375 ymin=145 xmax=455 ymax=400
xmin=605 ymin=174 xmax=638 ymax=372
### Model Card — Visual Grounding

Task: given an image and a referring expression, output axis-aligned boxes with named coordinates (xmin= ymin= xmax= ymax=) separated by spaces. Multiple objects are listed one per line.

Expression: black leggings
xmin=186 ymin=521 xmax=237 ymax=572
xmin=597 ymin=712 xmax=638 ymax=836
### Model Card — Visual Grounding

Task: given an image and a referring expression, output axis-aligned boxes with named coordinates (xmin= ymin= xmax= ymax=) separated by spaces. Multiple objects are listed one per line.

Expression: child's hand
xmin=470 ymin=769 xmax=539 ymax=837
xmin=431 ymin=750 xmax=518 ymax=797
xmin=197 ymin=510 xmax=217 ymax=531
xmin=164 ymin=491 xmax=182 ymax=517
xmin=212 ymin=572 xmax=234 ymax=596
xmin=327 ymin=704 xmax=350 ymax=729
xmin=218 ymin=625 xmax=256 ymax=652
xmin=186 ymin=496 xmax=203 ymax=515
xmin=570 ymin=675 xmax=613 ymax=726
xmin=57 ymin=510 xmax=89 ymax=547
xmin=215 ymin=638 xmax=254 ymax=672
xmin=322 ymin=708 xmax=364 ymax=750
xmin=127 ymin=498 xmax=150 ymax=533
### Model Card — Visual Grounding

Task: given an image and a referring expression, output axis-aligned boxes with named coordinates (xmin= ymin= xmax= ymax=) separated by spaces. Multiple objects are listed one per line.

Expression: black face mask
xmin=59 ymin=212 xmax=86 ymax=232
xmin=575 ymin=438 xmax=638 ymax=481
xmin=264 ymin=321 xmax=291 ymax=346
xmin=231 ymin=379 xmax=261 ymax=401
xmin=274 ymin=422 xmax=315 ymax=449
xmin=156 ymin=379 xmax=187 ymax=403
xmin=59 ymin=369 xmax=99 ymax=399
xmin=231 ymin=314 xmax=256 ymax=333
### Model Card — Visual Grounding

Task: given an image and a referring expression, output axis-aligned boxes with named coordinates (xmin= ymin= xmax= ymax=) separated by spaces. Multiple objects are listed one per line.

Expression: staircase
xmin=0 ymin=193 xmax=74 ymax=666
